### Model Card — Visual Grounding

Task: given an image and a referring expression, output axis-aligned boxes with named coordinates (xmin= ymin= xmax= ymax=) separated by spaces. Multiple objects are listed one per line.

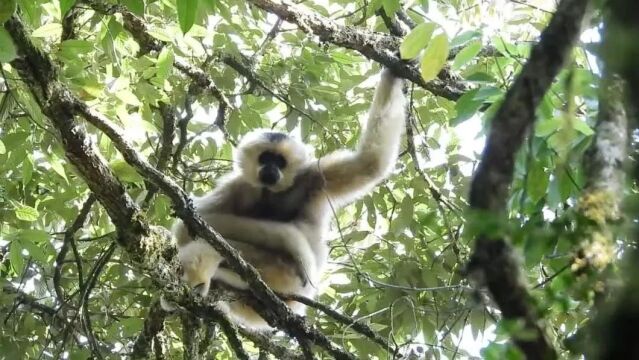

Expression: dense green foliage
xmin=0 ymin=0 xmax=622 ymax=359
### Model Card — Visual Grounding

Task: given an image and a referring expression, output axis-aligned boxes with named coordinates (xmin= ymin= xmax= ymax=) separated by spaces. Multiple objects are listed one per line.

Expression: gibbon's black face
xmin=235 ymin=130 xmax=309 ymax=192
xmin=257 ymin=150 xmax=287 ymax=185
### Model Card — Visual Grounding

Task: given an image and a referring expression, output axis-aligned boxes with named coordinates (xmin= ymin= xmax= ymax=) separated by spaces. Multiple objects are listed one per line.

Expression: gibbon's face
xmin=234 ymin=130 xmax=309 ymax=192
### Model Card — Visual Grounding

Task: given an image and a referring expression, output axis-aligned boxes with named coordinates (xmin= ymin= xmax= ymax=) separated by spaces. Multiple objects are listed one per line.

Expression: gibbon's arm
xmin=194 ymin=212 xmax=316 ymax=283
xmin=318 ymin=69 xmax=406 ymax=205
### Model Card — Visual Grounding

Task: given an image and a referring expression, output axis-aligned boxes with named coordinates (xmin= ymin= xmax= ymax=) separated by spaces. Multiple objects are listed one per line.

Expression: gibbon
xmin=173 ymin=68 xmax=406 ymax=329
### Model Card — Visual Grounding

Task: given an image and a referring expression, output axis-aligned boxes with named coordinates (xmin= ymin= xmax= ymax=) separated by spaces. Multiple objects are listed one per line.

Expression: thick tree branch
xmin=467 ymin=0 xmax=589 ymax=359
xmin=246 ymin=0 xmax=468 ymax=100
xmin=587 ymin=4 xmax=639 ymax=358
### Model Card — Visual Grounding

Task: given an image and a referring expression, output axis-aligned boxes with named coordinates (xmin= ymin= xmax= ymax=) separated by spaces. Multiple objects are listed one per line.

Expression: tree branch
xmin=142 ymin=102 xmax=177 ymax=208
xmin=246 ymin=0 xmax=468 ymax=100
xmin=180 ymin=312 xmax=203 ymax=360
xmin=467 ymin=0 xmax=590 ymax=359
xmin=53 ymin=195 xmax=96 ymax=304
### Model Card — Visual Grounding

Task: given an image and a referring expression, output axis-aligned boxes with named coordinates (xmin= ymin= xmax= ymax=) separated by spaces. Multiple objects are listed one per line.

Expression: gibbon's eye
xmin=258 ymin=151 xmax=287 ymax=169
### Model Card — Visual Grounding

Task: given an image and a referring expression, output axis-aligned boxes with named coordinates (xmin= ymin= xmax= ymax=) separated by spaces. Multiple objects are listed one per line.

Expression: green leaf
xmin=15 ymin=204 xmax=39 ymax=222
xmin=147 ymin=29 xmax=172 ymax=42
xmin=452 ymin=40 xmax=482 ymax=70
xmin=473 ymin=86 xmax=503 ymax=101
xmin=31 ymin=22 xmax=62 ymax=38
xmin=177 ymin=0 xmax=199 ymax=34
xmin=381 ymin=0 xmax=400 ymax=15
xmin=60 ymin=0 xmax=76 ymax=16
xmin=534 ymin=117 xmax=561 ymax=137
xmin=399 ymin=22 xmax=435 ymax=60
xmin=49 ymin=156 xmax=68 ymax=182
xmin=122 ymin=0 xmax=144 ymax=16
xmin=419 ymin=33 xmax=449 ymax=82
xmin=0 ymin=0 xmax=16 ymax=23
xmin=111 ymin=160 xmax=145 ymax=183
xmin=0 ymin=139 xmax=5 ymax=154
xmin=573 ymin=119 xmax=594 ymax=136
xmin=452 ymin=88 xmax=482 ymax=125
xmin=450 ymin=30 xmax=481 ymax=47
xmin=22 ymin=155 xmax=33 ymax=185
xmin=20 ymin=237 xmax=51 ymax=263
xmin=0 ymin=28 xmax=17 ymax=63
xmin=526 ymin=160 xmax=548 ymax=203
xmin=155 ymin=46 xmax=174 ymax=83
xmin=116 ymin=89 xmax=142 ymax=107
xmin=18 ymin=229 xmax=49 ymax=243
xmin=392 ymin=196 xmax=414 ymax=235
xmin=59 ymin=39 xmax=94 ymax=56
xmin=9 ymin=241 xmax=24 ymax=274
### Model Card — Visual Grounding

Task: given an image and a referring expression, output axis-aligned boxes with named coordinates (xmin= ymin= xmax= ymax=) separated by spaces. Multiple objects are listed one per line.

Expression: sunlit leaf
xmin=419 ymin=33 xmax=449 ymax=82
xmin=31 ymin=22 xmax=62 ymax=38
xmin=452 ymin=40 xmax=482 ymax=70
xmin=116 ymin=89 xmax=142 ymax=107
xmin=49 ymin=156 xmax=68 ymax=182
xmin=400 ymin=22 xmax=435 ymax=60
xmin=59 ymin=39 xmax=94 ymax=56
xmin=155 ymin=46 xmax=174 ymax=84
xmin=111 ymin=160 xmax=145 ymax=183
xmin=15 ymin=204 xmax=39 ymax=222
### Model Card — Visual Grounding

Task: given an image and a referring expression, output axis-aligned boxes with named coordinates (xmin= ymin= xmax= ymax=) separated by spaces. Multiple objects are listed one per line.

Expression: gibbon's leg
xmin=214 ymin=245 xmax=314 ymax=330
xmin=172 ymin=213 xmax=315 ymax=293
xmin=316 ymin=69 xmax=406 ymax=204
xmin=199 ymin=212 xmax=317 ymax=285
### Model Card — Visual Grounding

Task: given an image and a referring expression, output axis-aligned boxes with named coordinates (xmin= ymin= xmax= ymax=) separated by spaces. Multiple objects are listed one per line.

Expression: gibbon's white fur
xmin=172 ymin=69 xmax=406 ymax=329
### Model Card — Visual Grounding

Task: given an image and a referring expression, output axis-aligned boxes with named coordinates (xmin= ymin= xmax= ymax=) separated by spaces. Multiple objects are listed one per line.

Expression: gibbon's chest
xmin=238 ymin=169 xmax=325 ymax=222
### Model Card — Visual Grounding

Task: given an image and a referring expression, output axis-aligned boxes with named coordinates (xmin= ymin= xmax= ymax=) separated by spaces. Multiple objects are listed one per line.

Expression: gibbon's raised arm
xmin=317 ymin=69 xmax=406 ymax=205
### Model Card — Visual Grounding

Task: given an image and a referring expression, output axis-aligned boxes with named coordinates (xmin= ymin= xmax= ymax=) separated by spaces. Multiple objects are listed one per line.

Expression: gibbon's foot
xmin=192 ymin=281 xmax=211 ymax=297
xmin=159 ymin=296 xmax=178 ymax=312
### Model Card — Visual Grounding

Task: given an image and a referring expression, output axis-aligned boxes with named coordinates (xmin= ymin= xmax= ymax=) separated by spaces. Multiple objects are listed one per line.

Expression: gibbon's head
xmin=234 ymin=129 xmax=309 ymax=192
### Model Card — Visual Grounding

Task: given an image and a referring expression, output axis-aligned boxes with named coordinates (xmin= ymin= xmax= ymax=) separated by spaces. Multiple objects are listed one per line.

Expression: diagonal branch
xmin=466 ymin=0 xmax=590 ymax=359
xmin=246 ymin=0 xmax=468 ymax=100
